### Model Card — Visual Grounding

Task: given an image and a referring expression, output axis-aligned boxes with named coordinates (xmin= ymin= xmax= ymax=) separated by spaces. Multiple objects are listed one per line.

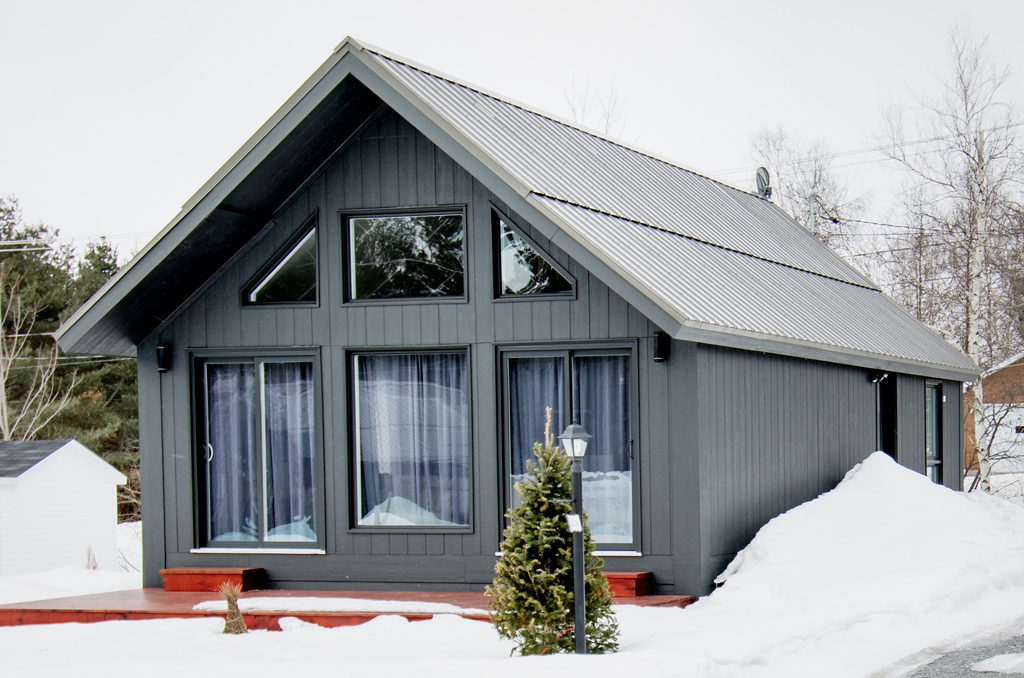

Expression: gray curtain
xmin=574 ymin=355 xmax=631 ymax=474
xmin=264 ymin=361 xmax=317 ymax=542
xmin=505 ymin=353 xmax=633 ymax=543
xmin=207 ymin=363 xmax=259 ymax=541
xmin=508 ymin=356 xmax=564 ymax=475
xmin=356 ymin=353 xmax=470 ymax=526
xmin=574 ymin=354 xmax=633 ymax=543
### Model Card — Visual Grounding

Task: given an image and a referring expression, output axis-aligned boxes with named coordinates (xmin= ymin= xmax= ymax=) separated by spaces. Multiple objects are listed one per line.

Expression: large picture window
xmin=353 ymin=352 xmax=471 ymax=528
xmin=348 ymin=212 xmax=465 ymax=300
xmin=503 ymin=348 xmax=635 ymax=547
xmin=197 ymin=355 xmax=321 ymax=547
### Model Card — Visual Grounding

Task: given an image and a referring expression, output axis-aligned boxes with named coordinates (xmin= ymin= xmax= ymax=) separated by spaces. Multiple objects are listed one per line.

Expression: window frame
xmin=491 ymin=208 xmax=575 ymax=301
xmin=241 ymin=214 xmax=320 ymax=307
xmin=925 ymin=380 xmax=943 ymax=484
xmin=874 ymin=372 xmax=897 ymax=459
xmin=347 ymin=346 xmax=475 ymax=534
xmin=341 ymin=206 xmax=470 ymax=305
xmin=498 ymin=342 xmax=640 ymax=552
xmin=191 ymin=349 xmax=325 ymax=551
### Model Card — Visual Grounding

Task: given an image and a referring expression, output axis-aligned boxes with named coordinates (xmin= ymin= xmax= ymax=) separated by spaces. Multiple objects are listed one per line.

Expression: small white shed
xmin=0 ymin=439 xmax=126 ymax=575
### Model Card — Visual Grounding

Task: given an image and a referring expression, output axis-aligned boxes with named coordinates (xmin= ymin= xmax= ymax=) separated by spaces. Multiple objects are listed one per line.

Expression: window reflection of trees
xmin=351 ymin=215 xmax=464 ymax=299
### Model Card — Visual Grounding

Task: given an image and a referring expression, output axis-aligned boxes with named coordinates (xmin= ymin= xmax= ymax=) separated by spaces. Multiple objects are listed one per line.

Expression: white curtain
xmin=263 ymin=361 xmax=317 ymax=542
xmin=207 ymin=363 xmax=259 ymax=541
xmin=356 ymin=353 xmax=470 ymax=526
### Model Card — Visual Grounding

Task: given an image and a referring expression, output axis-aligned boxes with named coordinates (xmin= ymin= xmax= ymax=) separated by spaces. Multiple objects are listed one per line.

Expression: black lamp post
xmin=558 ymin=422 xmax=592 ymax=655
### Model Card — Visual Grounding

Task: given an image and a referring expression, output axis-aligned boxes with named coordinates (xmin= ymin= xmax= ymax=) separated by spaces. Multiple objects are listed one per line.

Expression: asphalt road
xmin=868 ymin=614 xmax=1024 ymax=678
xmin=907 ymin=634 xmax=1024 ymax=676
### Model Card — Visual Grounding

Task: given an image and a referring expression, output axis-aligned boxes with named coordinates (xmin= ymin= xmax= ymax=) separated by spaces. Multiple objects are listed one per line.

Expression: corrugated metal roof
xmin=365 ymin=49 xmax=875 ymax=289
xmin=361 ymin=46 xmax=976 ymax=377
xmin=537 ymin=197 xmax=976 ymax=373
xmin=55 ymin=37 xmax=977 ymax=378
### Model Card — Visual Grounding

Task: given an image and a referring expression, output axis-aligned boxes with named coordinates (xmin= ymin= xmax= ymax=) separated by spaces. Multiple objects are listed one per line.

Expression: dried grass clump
xmin=218 ymin=581 xmax=248 ymax=634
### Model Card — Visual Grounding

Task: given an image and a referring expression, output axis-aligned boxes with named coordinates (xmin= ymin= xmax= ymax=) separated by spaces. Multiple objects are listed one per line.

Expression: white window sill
xmin=190 ymin=548 xmax=326 ymax=555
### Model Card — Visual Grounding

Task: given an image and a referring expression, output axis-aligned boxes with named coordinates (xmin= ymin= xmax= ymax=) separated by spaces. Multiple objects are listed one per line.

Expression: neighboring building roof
xmin=982 ymin=351 xmax=1024 ymax=379
xmin=54 ymin=37 xmax=979 ymax=381
xmin=0 ymin=439 xmax=126 ymax=484
xmin=0 ymin=439 xmax=72 ymax=477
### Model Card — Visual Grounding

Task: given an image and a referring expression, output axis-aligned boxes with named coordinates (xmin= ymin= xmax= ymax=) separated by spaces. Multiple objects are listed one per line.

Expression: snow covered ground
xmin=3 ymin=454 xmax=1024 ymax=677
xmin=0 ymin=521 xmax=141 ymax=605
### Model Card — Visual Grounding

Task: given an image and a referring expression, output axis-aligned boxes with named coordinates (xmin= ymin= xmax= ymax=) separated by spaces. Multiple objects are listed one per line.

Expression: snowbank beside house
xmin=4 ymin=456 xmax=1024 ymax=677
xmin=655 ymin=451 xmax=1024 ymax=675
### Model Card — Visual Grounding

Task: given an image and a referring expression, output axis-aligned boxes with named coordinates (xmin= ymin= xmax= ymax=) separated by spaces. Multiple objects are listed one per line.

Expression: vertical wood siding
xmin=145 ymin=107 xmax=684 ymax=590
xmin=138 ymin=104 xmax=961 ymax=595
xmin=695 ymin=345 xmax=877 ymax=591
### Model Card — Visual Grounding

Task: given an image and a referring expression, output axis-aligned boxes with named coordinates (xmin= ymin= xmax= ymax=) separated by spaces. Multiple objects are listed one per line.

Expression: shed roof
xmin=54 ymin=37 xmax=979 ymax=381
xmin=0 ymin=439 xmax=72 ymax=478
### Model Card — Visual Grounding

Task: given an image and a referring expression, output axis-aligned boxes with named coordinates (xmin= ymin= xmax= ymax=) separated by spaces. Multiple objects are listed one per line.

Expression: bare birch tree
xmin=0 ymin=265 xmax=79 ymax=440
xmin=881 ymin=27 xmax=1024 ymax=491
xmin=750 ymin=126 xmax=866 ymax=258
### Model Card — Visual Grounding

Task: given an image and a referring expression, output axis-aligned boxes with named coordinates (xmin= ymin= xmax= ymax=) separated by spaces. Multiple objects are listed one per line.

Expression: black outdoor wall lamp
xmin=156 ymin=344 xmax=172 ymax=372
xmin=654 ymin=331 xmax=671 ymax=363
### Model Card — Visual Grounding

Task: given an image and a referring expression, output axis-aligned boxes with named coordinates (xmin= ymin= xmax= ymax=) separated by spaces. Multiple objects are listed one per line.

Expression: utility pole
xmin=807 ymin=191 xmax=819 ymax=237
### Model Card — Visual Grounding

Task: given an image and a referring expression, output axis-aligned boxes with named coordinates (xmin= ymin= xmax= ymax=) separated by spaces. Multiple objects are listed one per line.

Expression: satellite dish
xmin=755 ymin=167 xmax=772 ymax=199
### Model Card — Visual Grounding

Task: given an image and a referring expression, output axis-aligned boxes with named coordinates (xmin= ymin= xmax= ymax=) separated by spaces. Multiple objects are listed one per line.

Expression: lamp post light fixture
xmin=558 ymin=423 xmax=592 ymax=655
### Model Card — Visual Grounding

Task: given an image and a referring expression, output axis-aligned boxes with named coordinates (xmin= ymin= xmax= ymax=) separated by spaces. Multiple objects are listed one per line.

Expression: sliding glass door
xmin=199 ymin=355 xmax=320 ymax=547
xmin=504 ymin=347 xmax=636 ymax=547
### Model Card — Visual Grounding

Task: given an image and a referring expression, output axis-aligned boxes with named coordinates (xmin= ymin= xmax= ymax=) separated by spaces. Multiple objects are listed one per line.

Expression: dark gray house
xmin=56 ymin=38 xmax=978 ymax=596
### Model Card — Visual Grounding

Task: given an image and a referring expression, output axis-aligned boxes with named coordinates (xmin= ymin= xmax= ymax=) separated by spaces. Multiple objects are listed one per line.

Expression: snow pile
xmin=193 ymin=596 xmax=486 ymax=615
xmin=653 ymin=451 xmax=1024 ymax=675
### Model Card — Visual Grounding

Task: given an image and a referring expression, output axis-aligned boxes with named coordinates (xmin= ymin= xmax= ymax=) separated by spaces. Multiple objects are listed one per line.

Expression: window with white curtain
xmin=503 ymin=348 xmax=635 ymax=547
xmin=197 ymin=355 xmax=321 ymax=547
xmin=352 ymin=352 xmax=471 ymax=528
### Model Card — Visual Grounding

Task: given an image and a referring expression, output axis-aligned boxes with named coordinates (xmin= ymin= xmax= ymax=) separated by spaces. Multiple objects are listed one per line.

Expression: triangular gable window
xmin=496 ymin=217 xmax=573 ymax=296
xmin=246 ymin=227 xmax=318 ymax=304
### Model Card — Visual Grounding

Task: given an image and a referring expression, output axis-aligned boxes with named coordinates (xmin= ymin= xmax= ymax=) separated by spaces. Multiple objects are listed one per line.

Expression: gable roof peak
xmin=355 ymin=43 xmax=745 ymax=194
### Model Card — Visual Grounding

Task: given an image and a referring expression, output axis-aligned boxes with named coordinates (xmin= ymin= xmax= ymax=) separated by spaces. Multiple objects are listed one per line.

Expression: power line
xmin=712 ymin=122 xmax=1024 ymax=178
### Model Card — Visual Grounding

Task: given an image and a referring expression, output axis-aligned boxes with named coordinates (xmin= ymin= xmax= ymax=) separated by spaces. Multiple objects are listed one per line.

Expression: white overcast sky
xmin=3 ymin=0 xmax=1024 ymax=257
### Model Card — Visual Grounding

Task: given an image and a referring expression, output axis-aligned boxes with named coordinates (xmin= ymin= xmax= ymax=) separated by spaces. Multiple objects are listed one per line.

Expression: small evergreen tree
xmin=487 ymin=408 xmax=618 ymax=655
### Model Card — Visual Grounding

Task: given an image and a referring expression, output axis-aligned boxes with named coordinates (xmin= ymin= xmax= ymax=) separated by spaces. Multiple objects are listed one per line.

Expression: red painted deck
xmin=0 ymin=588 xmax=695 ymax=630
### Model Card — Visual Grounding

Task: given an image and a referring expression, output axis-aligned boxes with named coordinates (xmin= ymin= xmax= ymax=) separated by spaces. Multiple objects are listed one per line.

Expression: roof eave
xmin=672 ymin=318 xmax=979 ymax=382
xmin=56 ymin=42 xmax=368 ymax=356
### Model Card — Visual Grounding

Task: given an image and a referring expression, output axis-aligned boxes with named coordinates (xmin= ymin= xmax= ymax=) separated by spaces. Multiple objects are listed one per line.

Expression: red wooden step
xmin=603 ymin=571 xmax=653 ymax=597
xmin=159 ymin=567 xmax=266 ymax=592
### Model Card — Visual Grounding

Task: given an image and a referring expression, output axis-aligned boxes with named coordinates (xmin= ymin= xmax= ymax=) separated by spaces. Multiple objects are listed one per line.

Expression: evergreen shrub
xmin=487 ymin=408 xmax=619 ymax=655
